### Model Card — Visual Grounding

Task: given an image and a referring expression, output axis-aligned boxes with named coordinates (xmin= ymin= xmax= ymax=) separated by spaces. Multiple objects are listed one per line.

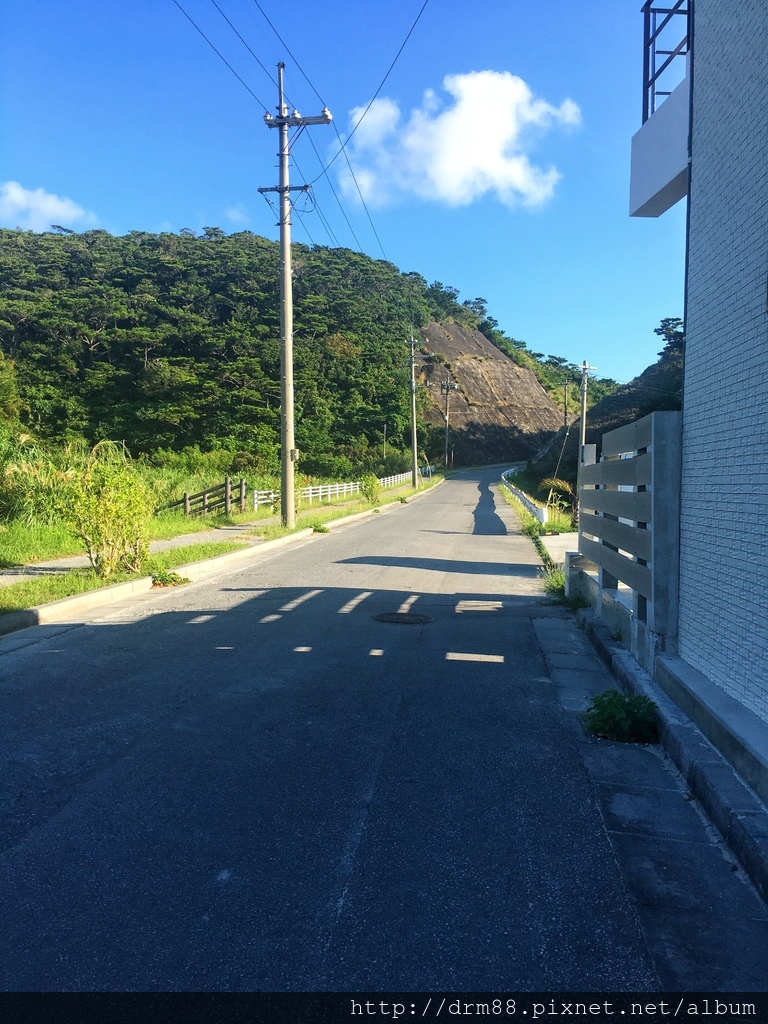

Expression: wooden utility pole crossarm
xmin=259 ymin=63 xmax=331 ymax=528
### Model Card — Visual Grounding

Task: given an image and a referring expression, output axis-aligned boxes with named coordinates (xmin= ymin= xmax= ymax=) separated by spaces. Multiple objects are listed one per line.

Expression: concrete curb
xmin=577 ymin=609 xmax=768 ymax=903
xmin=0 ymin=481 xmax=444 ymax=639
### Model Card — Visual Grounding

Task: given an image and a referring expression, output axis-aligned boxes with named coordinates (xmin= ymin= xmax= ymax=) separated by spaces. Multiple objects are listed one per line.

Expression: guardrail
xmin=500 ymin=469 xmax=548 ymax=524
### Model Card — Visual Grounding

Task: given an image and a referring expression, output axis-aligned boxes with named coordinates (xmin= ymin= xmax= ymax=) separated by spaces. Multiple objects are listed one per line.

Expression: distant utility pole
xmin=440 ymin=380 xmax=459 ymax=469
xmin=409 ymin=332 xmax=419 ymax=488
xmin=259 ymin=63 xmax=331 ymax=528
xmin=563 ymin=377 xmax=569 ymax=430
xmin=577 ymin=360 xmax=593 ymax=528
xmin=579 ymin=360 xmax=596 ymax=460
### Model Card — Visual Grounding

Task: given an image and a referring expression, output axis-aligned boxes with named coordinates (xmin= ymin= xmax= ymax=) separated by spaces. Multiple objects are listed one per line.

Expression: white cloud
xmin=339 ymin=71 xmax=581 ymax=209
xmin=224 ymin=204 xmax=250 ymax=226
xmin=0 ymin=181 xmax=97 ymax=232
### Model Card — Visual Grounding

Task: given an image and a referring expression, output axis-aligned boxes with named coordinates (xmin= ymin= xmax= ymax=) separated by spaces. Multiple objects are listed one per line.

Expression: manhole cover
xmin=372 ymin=612 xmax=435 ymax=625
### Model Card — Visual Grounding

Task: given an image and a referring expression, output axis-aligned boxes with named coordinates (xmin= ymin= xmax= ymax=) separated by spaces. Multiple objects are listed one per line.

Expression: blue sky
xmin=0 ymin=0 xmax=687 ymax=384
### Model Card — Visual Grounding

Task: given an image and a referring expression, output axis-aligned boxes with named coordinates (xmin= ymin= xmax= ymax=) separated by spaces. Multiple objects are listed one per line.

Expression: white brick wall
xmin=679 ymin=0 xmax=768 ymax=721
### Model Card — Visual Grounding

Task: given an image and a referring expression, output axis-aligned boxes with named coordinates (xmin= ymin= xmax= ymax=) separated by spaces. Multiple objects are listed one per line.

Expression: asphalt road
xmin=1 ymin=470 xmax=766 ymax=992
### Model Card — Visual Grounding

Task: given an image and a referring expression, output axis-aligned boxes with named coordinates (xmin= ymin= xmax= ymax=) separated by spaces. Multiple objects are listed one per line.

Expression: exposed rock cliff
xmin=418 ymin=322 xmax=562 ymax=465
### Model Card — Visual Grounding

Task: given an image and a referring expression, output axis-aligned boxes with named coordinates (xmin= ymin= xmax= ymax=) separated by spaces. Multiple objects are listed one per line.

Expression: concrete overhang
xmin=630 ymin=73 xmax=690 ymax=217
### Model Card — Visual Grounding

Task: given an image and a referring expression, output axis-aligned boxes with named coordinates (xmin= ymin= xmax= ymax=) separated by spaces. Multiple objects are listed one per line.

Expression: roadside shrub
xmin=359 ymin=473 xmax=381 ymax=504
xmin=61 ymin=442 xmax=155 ymax=579
xmin=583 ymin=689 xmax=658 ymax=743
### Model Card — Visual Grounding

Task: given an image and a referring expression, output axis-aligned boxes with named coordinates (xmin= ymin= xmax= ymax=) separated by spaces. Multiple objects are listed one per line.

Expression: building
xmin=631 ymin=0 xmax=768 ymax=728
xmin=572 ymin=1 xmax=767 ymax=804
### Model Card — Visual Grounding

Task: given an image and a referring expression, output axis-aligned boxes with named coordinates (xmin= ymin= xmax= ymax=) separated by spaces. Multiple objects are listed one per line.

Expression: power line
xmin=208 ymin=0 xmax=277 ymax=89
xmin=304 ymin=135 xmax=365 ymax=251
xmin=248 ymin=0 xmax=417 ymax=259
xmin=291 ymin=156 xmax=343 ymax=248
xmin=169 ymin=0 xmax=269 ymax=110
xmin=327 ymin=124 xmax=388 ymax=259
xmin=313 ymin=0 xmax=431 ymax=180
xmin=207 ymin=0 xmax=372 ymax=253
xmin=250 ymin=0 xmax=324 ymax=104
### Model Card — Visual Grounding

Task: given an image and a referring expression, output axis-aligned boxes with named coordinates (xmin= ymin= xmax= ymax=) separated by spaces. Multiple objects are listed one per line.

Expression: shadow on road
xmin=337 ymin=555 xmax=539 ymax=578
xmin=471 ymin=481 xmax=507 ymax=536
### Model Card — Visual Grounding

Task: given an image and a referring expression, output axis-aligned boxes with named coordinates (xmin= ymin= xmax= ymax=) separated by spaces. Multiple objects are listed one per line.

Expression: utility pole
xmin=260 ymin=63 xmax=331 ymax=527
xmin=563 ymin=377 xmax=569 ymax=430
xmin=579 ymin=360 xmax=595 ymax=459
xmin=576 ymin=361 xmax=595 ymax=529
xmin=441 ymin=379 xmax=459 ymax=469
xmin=409 ymin=332 xmax=419 ymax=488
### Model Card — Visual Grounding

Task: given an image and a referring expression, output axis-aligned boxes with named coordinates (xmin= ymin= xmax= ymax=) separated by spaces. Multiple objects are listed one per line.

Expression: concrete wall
xmin=680 ymin=0 xmax=768 ymax=723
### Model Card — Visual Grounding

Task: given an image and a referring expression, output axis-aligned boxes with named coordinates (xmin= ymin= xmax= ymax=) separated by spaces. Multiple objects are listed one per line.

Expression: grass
xmin=0 ymin=541 xmax=244 ymax=614
xmin=0 ymin=521 xmax=83 ymax=567
xmin=148 ymin=511 xmax=226 ymax=540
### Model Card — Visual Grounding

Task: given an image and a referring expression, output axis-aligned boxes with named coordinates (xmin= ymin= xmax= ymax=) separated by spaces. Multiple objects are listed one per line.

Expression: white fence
xmin=252 ymin=469 xmax=432 ymax=511
xmin=301 ymin=481 xmax=360 ymax=504
xmin=252 ymin=489 xmax=278 ymax=510
xmin=173 ymin=467 xmax=436 ymax=517
xmin=499 ymin=470 xmax=548 ymax=524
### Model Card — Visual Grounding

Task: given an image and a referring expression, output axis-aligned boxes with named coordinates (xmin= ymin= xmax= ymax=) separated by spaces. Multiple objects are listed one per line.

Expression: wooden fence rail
xmin=164 ymin=477 xmax=249 ymax=518
xmin=159 ymin=469 xmax=431 ymax=519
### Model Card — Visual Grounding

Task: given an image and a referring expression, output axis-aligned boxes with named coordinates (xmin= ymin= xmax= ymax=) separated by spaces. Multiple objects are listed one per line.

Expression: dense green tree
xmin=0 ymin=226 xmax=618 ymax=475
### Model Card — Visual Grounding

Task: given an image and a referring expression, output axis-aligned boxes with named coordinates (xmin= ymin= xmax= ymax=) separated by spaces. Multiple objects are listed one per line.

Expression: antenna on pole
xmin=259 ymin=63 xmax=332 ymax=528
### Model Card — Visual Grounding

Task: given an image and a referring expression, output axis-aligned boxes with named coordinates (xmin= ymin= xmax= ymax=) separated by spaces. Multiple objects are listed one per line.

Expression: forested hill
xmin=0 ymin=227 xmax=619 ymax=476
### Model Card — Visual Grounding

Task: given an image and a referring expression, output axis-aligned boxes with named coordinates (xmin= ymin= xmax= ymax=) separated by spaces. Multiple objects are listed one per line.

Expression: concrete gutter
xmin=0 ymin=481 xmax=444 ymax=639
xmin=578 ymin=609 xmax=768 ymax=904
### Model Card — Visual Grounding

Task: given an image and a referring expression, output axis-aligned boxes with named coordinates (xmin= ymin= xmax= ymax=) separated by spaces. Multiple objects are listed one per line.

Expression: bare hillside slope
xmin=418 ymin=322 xmax=562 ymax=464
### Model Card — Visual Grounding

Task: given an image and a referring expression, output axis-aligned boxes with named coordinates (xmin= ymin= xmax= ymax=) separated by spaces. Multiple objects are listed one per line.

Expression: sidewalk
xmin=535 ymin=528 xmax=768 ymax=907
xmin=538 ymin=531 xmax=578 ymax=566
xmin=530 ymin=613 xmax=768 ymax=989
xmin=0 ymin=521 xmax=267 ymax=589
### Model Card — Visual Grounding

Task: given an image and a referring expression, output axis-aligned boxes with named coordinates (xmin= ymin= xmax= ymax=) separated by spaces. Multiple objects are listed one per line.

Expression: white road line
xmin=338 ymin=591 xmax=373 ymax=614
xmin=455 ymin=600 xmax=503 ymax=614
xmin=397 ymin=594 xmax=419 ymax=614
xmin=369 ymin=649 xmax=384 ymax=657
xmin=445 ymin=652 xmax=505 ymax=664
xmin=260 ymin=614 xmax=282 ymax=623
xmin=293 ymin=646 xmax=312 ymax=653
xmin=187 ymin=614 xmax=214 ymax=624
xmin=279 ymin=589 xmax=323 ymax=612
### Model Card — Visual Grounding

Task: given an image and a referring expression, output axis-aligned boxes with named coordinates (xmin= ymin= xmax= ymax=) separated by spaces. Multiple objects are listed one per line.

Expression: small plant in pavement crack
xmin=151 ymin=569 xmax=190 ymax=587
xmin=583 ymin=689 xmax=658 ymax=743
